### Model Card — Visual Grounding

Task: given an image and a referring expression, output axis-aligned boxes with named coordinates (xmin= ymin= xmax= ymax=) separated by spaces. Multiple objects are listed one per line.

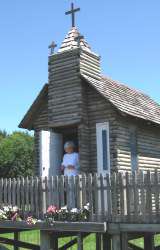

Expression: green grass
xmin=1 ymin=231 xmax=160 ymax=250
xmin=129 ymin=234 xmax=160 ymax=249
xmin=0 ymin=231 xmax=96 ymax=250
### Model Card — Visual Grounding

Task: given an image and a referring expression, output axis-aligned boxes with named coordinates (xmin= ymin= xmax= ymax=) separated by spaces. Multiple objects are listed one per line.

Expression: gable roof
xmin=19 ymin=75 xmax=160 ymax=130
xmin=81 ymin=74 xmax=160 ymax=126
xmin=19 ymin=84 xmax=48 ymax=129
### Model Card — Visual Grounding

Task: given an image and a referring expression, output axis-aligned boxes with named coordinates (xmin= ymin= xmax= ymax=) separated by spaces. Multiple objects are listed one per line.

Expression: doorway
xmin=63 ymin=128 xmax=79 ymax=153
xmin=51 ymin=126 xmax=78 ymax=175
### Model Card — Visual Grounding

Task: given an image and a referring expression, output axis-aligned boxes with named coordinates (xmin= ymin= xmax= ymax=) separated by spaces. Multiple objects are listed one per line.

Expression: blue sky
xmin=0 ymin=0 xmax=160 ymax=132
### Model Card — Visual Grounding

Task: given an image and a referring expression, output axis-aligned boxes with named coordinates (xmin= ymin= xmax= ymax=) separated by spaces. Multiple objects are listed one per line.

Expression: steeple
xmin=58 ymin=27 xmax=91 ymax=53
xmin=58 ymin=3 xmax=92 ymax=53
xmin=48 ymin=3 xmax=101 ymax=128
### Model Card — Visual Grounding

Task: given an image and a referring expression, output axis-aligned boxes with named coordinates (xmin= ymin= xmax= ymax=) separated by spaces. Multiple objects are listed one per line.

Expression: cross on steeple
xmin=48 ymin=41 xmax=57 ymax=55
xmin=65 ymin=3 xmax=80 ymax=27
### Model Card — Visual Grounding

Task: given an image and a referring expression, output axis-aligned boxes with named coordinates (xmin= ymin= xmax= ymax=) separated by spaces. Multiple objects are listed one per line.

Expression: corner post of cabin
xmin=144 ymin=233 xmax=154 ymax=250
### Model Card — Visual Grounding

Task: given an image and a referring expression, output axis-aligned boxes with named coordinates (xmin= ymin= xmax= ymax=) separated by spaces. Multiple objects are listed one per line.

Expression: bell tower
xmin=48 ymin=3 xmax=101 ymax=128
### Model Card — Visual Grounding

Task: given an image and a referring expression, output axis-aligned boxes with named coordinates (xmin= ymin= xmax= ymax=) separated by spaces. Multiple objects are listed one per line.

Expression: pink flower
xmin=26 ymin=216 xmax=37 ymax=225
xmin=11 ymin=212 xmax=18 ymax=221
xmin=47 ymin=205 xmax=57 ymax=214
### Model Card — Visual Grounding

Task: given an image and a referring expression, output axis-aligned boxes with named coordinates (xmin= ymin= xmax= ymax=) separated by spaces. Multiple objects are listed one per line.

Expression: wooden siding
xmin=80 ymin=50 xmax=101 ymax=81
xmin=33 ymin=100 xmax=48 ymax=130
xmin=48 ymin=49 xmax=83 ymax=127
xmin=116 ymin=120 xmax=132 ymax=171
xmin=85 ymin=84 xmax=118 ymax=173
xmin=138 ymin=126 xmax=160 ymax=171
xmin=117 ymin=118 xmax=160 ymax=172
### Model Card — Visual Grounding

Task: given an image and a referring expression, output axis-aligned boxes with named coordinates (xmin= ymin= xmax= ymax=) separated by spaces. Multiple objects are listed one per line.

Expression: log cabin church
xmin=19 ymin=4 xmax=160 ymax=177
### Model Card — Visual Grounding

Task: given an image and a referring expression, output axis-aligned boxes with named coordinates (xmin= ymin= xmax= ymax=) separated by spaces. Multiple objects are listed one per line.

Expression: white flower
xmin=12 ymin=206 xmax=19 ymax=212
xmin=61 ymin=206 xmax=67 ymax=211
xmin=1 ymin=214 xmax=7 ymax=220
xmin=84 ymin=203 xmax=90 ymax=210
xmin=71 ymin=208 xmax=78 ymax=213
xmin=3 ymin=206 xmax=9 ymax=212
xmin=0 ymin=209 xmax=5 ymax=214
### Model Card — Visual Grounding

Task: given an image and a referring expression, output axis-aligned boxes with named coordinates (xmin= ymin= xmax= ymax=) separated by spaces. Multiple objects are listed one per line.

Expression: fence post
xmin=96 ymin=233 xmax=102 ymax=250
xmin=144 ymin=233 xmax=154 ymax=250
xmin=77 ymin=233 xmax=83 ymax=250
xmin=121 ymin=233 xmax=128 ymax=250
xmin=14 ymin=231 xmax=20 ymax=250
xmin=40 ymin=230 xmax=58 ymax=250
xmin=112 ymin=234 xmax=121 ymax=250
xmin=103 ymin=233 xmax=111 ymax=250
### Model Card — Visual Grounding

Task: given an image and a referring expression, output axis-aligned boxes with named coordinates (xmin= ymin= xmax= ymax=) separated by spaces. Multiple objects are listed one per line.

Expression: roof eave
xmin=18 ymin=84 xmax=48 ymax=130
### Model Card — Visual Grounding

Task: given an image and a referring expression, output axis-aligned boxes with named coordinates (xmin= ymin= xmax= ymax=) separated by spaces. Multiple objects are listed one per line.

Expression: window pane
xmin=102 ymin=129 xmax=108 ymax=170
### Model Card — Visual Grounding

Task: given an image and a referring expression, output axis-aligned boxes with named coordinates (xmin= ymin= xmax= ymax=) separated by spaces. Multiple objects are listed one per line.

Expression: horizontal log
xmin=49 ymin=75 xmax=79 ymax=84
xmin=49 ymin=48 xmax=79 ymax=60
xmin=49 ymin=58 xmax=79 ymax=68
xmin=80 ymin=50 xmax=100 ymax=61
xmin=0 ymin=221 xmax=107 ymax=232
xmin=108 ymin=223 xmax=160 ymax=233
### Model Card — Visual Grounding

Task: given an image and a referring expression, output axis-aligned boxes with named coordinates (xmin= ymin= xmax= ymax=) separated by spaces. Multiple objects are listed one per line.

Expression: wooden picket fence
xmin=0 ymin=171 xmax=160 ymax=223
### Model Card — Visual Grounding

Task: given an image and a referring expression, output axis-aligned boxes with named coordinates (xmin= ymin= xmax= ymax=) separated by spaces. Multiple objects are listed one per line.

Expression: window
xmin=96 ymin=122 xmax=110 ymax=174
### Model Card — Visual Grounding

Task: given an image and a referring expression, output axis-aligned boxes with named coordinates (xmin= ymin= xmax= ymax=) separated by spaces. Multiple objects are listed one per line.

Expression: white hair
xmin=64 ymin=141 xmax=75 ymax=150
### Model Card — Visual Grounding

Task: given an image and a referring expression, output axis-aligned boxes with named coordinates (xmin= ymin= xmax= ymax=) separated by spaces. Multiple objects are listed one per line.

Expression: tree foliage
xmin=0 ymin=130 xmax=8 ymax=142
xmin=0 ymin=131 xmax=34 ymax=178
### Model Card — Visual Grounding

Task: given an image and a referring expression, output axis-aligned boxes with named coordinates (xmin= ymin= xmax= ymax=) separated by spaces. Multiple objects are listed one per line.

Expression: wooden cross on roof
xmin=65 ymin=3 xmax=80 ymax=27
xmin=48 ymin=41 xmax=57 ymax=55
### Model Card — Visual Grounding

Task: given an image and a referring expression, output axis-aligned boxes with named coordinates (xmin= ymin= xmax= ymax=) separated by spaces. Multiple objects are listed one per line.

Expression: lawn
xmin=0 ymin=231 xmax=96 ymax=250
xmin=0 ymin=231 xmax=160 ymax=250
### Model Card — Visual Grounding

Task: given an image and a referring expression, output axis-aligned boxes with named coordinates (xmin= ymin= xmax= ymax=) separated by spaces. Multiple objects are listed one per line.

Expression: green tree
xmin=0 ymin=130 xmax=8 ymax=142
xmin=0 ymin=131 xmax=34 ymax=177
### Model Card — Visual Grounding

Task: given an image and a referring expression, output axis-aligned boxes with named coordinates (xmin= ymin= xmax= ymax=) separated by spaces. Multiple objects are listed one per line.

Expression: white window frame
xmin=39 ymin=130 xmax=51 ymax=177
xmin=96 ymin=122 xmax=110 ymax=175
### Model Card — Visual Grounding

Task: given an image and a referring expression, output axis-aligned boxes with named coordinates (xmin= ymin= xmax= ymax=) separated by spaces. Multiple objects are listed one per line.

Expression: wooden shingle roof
xmin=19 ymin=73 xmax=160 ymax=129
xmin=81 ymin=74 xmax=160 ymax=126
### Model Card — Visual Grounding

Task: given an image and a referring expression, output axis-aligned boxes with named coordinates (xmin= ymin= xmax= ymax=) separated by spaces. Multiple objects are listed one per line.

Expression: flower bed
xmin=0 ymin=203 xmax=90 ymax=226
xmin=45 ymin=203 xmax=90 ymax=226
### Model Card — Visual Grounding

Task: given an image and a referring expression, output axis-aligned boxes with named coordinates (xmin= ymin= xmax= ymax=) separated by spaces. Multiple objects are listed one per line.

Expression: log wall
xmin=138 ymin=126 xmax=160 ymax=171
xmin=117 ymin=117 xmax=160 ymax=172
xmin=48 ymin=49 xmax=83 ymax=127
xmin=80 ymin=50 xmax=101 ymax=81
xmin=86 ymin=84 xmax=118 ymax=172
